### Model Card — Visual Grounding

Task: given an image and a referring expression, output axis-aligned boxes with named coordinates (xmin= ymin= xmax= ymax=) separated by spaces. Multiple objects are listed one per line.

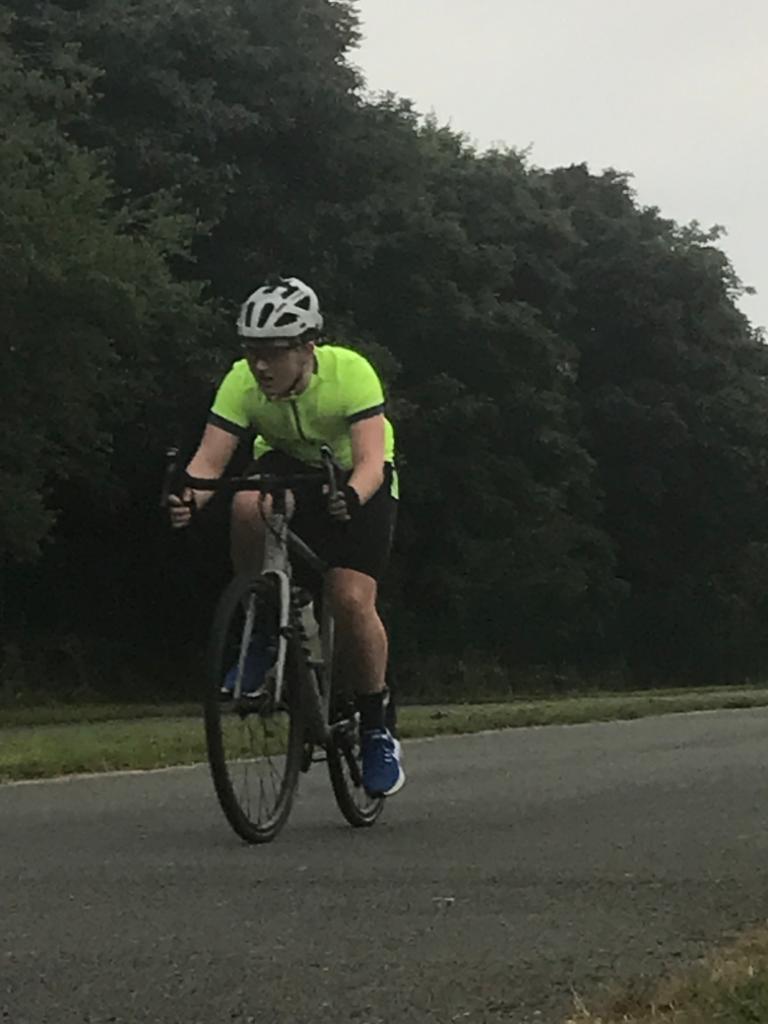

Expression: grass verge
xmin=1 ymin=686 xmax=768 ymax=783
xmin=567 ymin=925 xmax=768 ymax=1024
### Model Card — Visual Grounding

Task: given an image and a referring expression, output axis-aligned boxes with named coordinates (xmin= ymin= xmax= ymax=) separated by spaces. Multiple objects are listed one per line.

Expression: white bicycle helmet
xmin=237 ymin=276 xmax=323 ymax=341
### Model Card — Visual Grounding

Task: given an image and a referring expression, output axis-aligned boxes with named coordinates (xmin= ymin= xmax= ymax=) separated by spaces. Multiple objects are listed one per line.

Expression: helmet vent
xmin=237 ymin=276 xmax=323 ymax=338
xmin=257 ymin=303 xmax=275 ymax=328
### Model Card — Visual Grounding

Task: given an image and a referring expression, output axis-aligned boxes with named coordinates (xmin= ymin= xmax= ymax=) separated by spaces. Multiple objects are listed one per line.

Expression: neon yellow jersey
xmin=208 ymin=345 xmax=397 ymax=495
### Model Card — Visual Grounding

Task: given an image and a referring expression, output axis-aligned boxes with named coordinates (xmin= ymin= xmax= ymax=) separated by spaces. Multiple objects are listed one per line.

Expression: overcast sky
xmin=353 ymin=0 xmax=766 ymax=331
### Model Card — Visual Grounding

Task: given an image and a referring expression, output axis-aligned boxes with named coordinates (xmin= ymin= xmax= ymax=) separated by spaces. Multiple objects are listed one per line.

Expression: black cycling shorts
xmin=249 ymin=450 xmax=397 ymax=583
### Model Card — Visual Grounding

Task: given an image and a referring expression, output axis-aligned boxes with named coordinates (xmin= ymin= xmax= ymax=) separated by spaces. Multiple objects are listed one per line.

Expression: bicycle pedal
xmin=236 ymin=691 xmax=272 ymax=714
xmin=330 ymin=718 xmax=357 ymax=741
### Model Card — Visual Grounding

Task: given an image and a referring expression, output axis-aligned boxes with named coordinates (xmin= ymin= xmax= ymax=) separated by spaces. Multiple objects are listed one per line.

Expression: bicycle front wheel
xmin=204 ymin=574 xmax=305 ymax=844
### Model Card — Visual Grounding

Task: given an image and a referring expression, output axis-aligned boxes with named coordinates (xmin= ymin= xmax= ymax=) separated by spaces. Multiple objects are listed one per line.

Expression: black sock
xmin=356 ymin=690 xmax=386 ymax=733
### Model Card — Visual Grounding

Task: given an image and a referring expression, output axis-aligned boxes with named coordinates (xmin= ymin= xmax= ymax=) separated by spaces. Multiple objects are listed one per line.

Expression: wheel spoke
xmin=327 ymin=710 xmax=384 ymax=828
xmin=205 ymin=576 xmax=305 ymax=843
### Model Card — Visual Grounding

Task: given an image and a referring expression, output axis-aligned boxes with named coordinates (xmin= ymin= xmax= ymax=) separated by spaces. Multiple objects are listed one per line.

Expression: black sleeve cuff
xmin=347 ymin=404 xmax=385 ymax=425
xmin=207 ymin=412 xmax=249 ymax=438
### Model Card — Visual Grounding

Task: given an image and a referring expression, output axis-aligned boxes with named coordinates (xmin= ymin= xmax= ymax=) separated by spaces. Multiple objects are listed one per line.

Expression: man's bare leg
xmin=230 ymin=491 xmax=266 ymax=574
xmin=325 ymin=567 xmax=387 ymax=695
xmin=326 ymin=567 xmax=404 ymax=794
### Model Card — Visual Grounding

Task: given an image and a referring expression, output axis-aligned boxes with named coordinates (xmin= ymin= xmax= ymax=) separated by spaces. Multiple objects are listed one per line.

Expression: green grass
xmin=567 ymin=926 xmax=768 ymax=1024
xmin=0 ymin=715 xmax=208 ymax=780
xmin=397 ymin=687 xmax=768 ymax=739
xmin=2 ymin=686 xmax=768 ymax=783
xmin=0 ymin=701 xmax=199 ymax=729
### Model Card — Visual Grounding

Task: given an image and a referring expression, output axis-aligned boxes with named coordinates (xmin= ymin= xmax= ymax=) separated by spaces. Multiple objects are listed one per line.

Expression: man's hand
xmin=327 ymin=483 xmax=360 ymax=523
xmin=168 ymin=489 xmax=196 ymax=529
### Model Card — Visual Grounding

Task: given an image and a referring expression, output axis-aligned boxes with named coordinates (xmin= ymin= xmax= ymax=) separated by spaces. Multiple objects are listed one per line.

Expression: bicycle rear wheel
xmin=327 ymin=701 xmax=384 ymax=828
xmin=205 ymin=574 xmax=305 ymax=844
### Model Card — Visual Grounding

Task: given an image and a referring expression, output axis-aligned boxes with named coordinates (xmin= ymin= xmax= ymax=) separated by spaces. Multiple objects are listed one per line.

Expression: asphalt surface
xmin=2 ymin=708 xmax=768 ymax=1024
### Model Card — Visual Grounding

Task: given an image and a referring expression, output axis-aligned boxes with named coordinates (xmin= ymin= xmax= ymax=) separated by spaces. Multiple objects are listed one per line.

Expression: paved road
xmin=2 ymin=708 xmax=768 ymax=1024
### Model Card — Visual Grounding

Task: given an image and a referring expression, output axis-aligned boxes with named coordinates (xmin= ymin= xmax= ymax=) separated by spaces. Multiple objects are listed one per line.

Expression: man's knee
xmin=328 ymin=570 xmax=377 ymax=623
xmin=231 ymin=490 xmax=266 ymax=531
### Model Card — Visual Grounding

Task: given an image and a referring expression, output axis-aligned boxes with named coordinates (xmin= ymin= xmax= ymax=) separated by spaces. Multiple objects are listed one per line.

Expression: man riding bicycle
xmin=168 ymin=276 xmax=405 ymax=798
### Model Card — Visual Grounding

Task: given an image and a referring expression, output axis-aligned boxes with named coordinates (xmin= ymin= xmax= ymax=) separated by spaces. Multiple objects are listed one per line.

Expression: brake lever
xmin=160 ymin=446 xmax=195 ymax=513
xmin=319 ymin=444 xmax=340 ymax=499
xmin=160 ymin=447 xmax=179 ymax=508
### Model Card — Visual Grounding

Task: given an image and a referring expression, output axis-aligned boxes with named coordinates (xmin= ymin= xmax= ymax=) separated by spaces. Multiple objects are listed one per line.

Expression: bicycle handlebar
xmin=160 ymin=444 xmax=341 ymax=507
xmin=184 ymin=471 xmax=328 ymax=492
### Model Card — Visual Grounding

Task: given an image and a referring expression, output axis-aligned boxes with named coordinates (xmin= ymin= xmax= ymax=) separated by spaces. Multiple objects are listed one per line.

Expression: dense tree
xmin=549 ymin=166 xmax=768 ymax=676
xmin=2 ymin=1 xmax=766 ymax=692
xmin=3 ymin=0 xmax=364 ymax=297
xmin=0 ymin=18 xmax=214 ymax=560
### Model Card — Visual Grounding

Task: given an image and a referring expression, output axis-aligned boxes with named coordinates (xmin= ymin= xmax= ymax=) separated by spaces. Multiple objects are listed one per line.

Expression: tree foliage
xmin=0 ymin=12 xmax=220 ymax=563
xmin=3 ymin=0 xmax=768 ymax=688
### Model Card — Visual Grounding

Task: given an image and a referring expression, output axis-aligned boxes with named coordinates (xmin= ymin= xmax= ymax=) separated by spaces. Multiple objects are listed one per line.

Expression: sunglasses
xmin=241 ymin=341 xmax=300 ymax=358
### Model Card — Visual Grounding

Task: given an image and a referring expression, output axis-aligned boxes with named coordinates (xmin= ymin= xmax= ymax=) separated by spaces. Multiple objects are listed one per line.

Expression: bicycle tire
xmin=326 ymin=703 xmax=384 ymax=828
xmin=205 ymin=573 xmax=305 ymax=844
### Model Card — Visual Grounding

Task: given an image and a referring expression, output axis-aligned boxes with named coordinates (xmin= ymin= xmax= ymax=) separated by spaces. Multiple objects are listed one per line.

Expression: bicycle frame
xmin=162 ymin=443 xmax=386 ymax=840
xmin=167 ymin=445 xmax=339 ymax=730
xmin=242 ymin=504 xmax=319 ymax=711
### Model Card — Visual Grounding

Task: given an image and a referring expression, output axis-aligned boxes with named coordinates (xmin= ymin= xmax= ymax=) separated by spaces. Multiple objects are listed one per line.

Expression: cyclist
xmin=168 ymin=276 xmax=405 ymax=798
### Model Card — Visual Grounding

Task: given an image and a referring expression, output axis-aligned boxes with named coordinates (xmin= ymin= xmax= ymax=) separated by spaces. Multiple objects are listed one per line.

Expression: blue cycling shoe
xmin=361 ymin=729 xmax=406 ymax=797
xmin=220 ymin=636 xmax=273 ymax=699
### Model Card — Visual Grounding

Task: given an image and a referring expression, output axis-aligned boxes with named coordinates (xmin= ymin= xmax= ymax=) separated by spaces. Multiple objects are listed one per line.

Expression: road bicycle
xmin=162 ymin=445 xmax=384 ymax=843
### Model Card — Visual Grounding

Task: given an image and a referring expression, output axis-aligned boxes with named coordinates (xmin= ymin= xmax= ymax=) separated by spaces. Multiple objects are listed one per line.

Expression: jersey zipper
xmin=290 ymin=400 xmax=309 ymax=442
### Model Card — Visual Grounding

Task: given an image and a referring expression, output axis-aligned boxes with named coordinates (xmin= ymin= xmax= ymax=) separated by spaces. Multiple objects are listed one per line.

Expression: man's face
xmin=242 ymin=340 xmax=313 ymax=398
